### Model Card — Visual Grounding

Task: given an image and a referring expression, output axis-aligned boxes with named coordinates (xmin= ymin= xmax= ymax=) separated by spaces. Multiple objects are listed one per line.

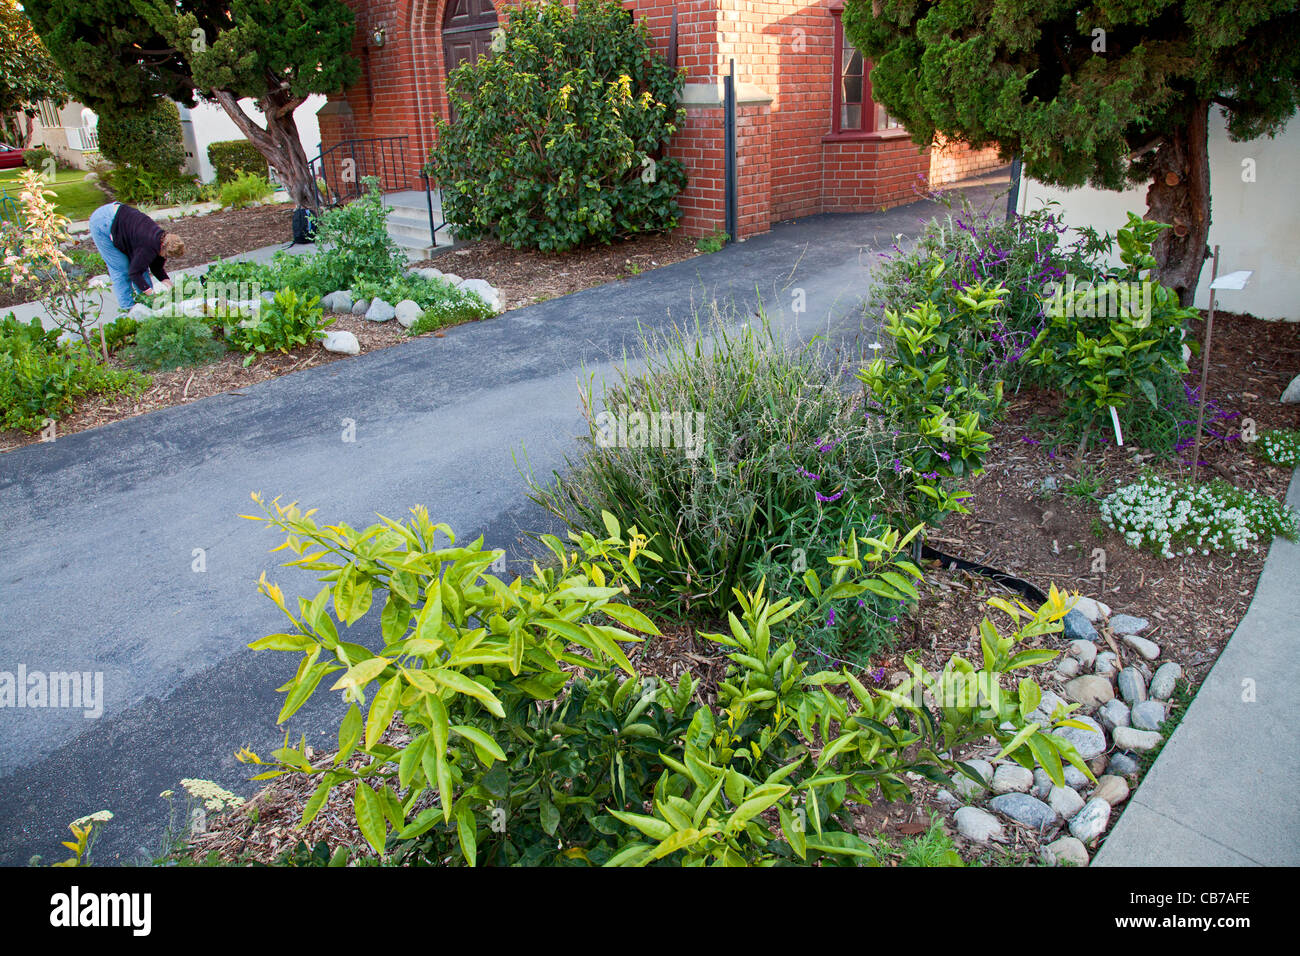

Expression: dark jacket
xmin=109 ymin=204 xmax=170 ymax=293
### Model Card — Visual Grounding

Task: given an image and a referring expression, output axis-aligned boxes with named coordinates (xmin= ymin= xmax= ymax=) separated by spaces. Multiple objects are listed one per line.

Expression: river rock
xmin=950 ymin=759 xmax=994 ymax=799
xmin=1064 ymin=765 xmax=1090 ymax=788
xmin=1069 ymin=596 xmax=1109 ymax=623
xmin=1109 ymin=614 xmax=1149 ymax=635
xmin=1107 ymin=752 xmax=1141 ymax=776
xmin=1048 ymin=785 xmax=1085 ymax=818
xmin=1113 ymin=726 xmax=1163 ymax=753
xmin=1043 ymin=835 xmax=1090 ymax=866
xmin=991 ymin=764 xmax=1034 ymax=794
xmin=1053 ymin=714 xmax=1107 ymax=759
xmin=1097 ymin=699 xmax=1131 ymax=733
xmin=458 ymin=277 xmax=503 ymax=312
xmin=1117 ymin=667 xmax=1148 ymax=704
xmin=365 ymin=298 xmax=396 ymax=322
xmin=128 ymin=303 xmax=153 ymax=320
xmin=1031 ymin=769 xmax=1053 ymax=799
xmin=1063 ymin=609 xmax=1099 ymax=643
xmin=955 ymin=807 xmax=1004 ymax=843
xmin=413 ymin=267 xmax=443 ymax=281
xmin=1281 ymin=373 xmax=1300 ymax=403
xmin=351 ymin=298 xmax=370 ymax=316
xmin=394 ymin=299 xmax=423 ymax=328
xmin=1056 ymin=657 xmax=1081 ymax=678
xmin=1122 ymin=634 xmax=1161 ymax=660
xmin=321 ymin=291 xmax=353 ymax=313
xmin=1094 ymin=652 xmax=1120 ymax=678
xmin=1063 ymin=675 xmax=1114 ymax=710
xmin=1069 ymin=797 xmax=1112 ymax=843
xmin=1149 ymin=662 xmax=1182 ymax=701
xmin=440 ymin=272 xmax=463 ymax=286
xmin=989 ymin=793 xmax=1058 ymax=830
xmin=934 ymin=789 xmax=961 ymax=807
xmin=321 ymin=330 xmax=360 ymax=355
xmin=1130 ymin=700 xmax=1167 ymax=731
xmin=1068 ymin=640 xmax=1098 ymax=668
xmin=1093 ymin=775 xmax=1131 ymax=806
xmin=1029 ymin=690 xmax=1068 ymax=724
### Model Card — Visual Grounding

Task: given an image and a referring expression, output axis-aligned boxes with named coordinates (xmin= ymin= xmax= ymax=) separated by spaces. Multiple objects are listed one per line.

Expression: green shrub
xmin=104 ymin=165 xmax=185 ymax=205
xmin=0 ymin=312 xmax=146 ymax=431
xmin=529 ymin=311 xmax=920 ymax=622
xmin=219 ymin=171 xmax=274 ymax=209
xmin=123 ymin=313 xmax=225 ymax=370
xmin=241 ymin=497 xmax=1092 ymax=866
xmin=207 ymin=139 xmax=268 ymax=184
xmin=427 ymin=0 xmax=686 ymax=252
xmin=22 ymin=146 xmax=55 ymax=172
xmin=310 ymin=177 xmax=407 ymax=291
xmin=97 ymin=100 xmax=186 ymax=179
xmin=223 ymin=287 xmax=333 ymax=365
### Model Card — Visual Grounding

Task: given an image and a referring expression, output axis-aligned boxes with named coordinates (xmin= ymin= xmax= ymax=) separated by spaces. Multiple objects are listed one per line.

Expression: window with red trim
xmin=830 ymin=9 xmax=902 ymax=136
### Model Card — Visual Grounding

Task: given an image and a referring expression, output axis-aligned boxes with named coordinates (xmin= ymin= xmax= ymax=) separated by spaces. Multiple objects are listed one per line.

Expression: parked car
xmin=0 ymin=144 xmax=29 ymax=169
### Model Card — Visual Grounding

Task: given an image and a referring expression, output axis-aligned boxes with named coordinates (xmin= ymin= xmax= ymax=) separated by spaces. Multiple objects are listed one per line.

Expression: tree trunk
xmin=1145 ymin=99 xmax=1212 ymax=306
xmin=212 ymin=90 xmax=320 ymax=212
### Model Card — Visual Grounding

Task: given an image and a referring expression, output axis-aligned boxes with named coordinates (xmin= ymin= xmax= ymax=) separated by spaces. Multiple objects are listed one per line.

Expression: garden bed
xmin=416 ymin=231 xmax=703 ymax=309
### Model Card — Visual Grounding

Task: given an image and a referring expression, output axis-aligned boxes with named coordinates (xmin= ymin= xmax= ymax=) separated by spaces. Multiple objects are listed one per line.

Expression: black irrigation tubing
xmin=920 ymin=544 xmax=1049 ymax=606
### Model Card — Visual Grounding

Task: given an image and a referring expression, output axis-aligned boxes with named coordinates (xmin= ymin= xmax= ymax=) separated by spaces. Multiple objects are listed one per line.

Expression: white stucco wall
xmin=177 ymin=95 xmax=326 ymax=184
xmin=1018 ymin=110 xmax=1300 ymax=321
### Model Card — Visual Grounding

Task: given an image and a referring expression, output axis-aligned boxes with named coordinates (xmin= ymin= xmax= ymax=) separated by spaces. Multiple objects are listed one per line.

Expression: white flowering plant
xmin=1255 ymin=428 xmax=1300 ymax=469
xmin=1100 ymin=472 xmax=1299 ymax=558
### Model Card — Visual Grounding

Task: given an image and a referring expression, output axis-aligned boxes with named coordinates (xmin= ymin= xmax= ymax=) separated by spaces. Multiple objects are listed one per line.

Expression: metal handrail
xmin=309 ymin=135 xmax=410 ymax=208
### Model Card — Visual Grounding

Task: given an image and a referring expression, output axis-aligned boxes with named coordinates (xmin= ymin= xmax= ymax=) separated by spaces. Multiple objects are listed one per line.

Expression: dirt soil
xmin=414 ymin=231 xmax=703 ymax=309
xmin=182 ymin=311 xmax=1300 ymax=867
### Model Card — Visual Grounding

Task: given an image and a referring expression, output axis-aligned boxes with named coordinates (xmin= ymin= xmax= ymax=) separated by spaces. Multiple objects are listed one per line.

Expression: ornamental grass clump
xmin=1099 ymin=472 xmax=1299 ymax=558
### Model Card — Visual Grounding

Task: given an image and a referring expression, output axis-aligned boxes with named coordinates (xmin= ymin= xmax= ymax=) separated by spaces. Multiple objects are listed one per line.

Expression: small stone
xmin=365 ymin=298 xmax=396 ymax=322
xmin=322 ymin=290 xmax=354 ymax=313
xmin=1088 ymin=754 xmax=1109 ymax=777
xmin=1069 ymin=596 xmax=1109 ymax=623
xmin=1048 ymin=785 xmax=1085 ymax=818
xmin=955 ymin=807 xmax=1004 ymax=843
xmin=1028 ymin=690 xmax=1068 ymax=724
xmin=1097 ymin=699 xmax=1131 ymax=733
xmin=1131 ymin=700 xmax=1167 ymax=731
xmin=1122 ymin=634 xmax=1161 ymax=660
xmin=439 ymin=272 xmax=464 ymax=286
xmin=127 ymin=303 xmax=153 ymax=320
xmin=1063 ymin=609 xmax=1099 ymax=643
xmin=989 ymin=793 xmax=1058 ymax=830
xmin=1281 ymin=373 xmax=1300 ymax=403
xmin=1053 ymin=714 xmax=1107 ymax=759
xmin=1063 ymin=675 xmax=1114 ymax=710
xmin=991 ymin=763 xmax=1034 ymax=794
xmin=1040 ymin=475 xmax=1059 ymax=493
xmin=394 ymin=299 xmax=424 ymax=328
xmin=1056 ymin=657 xmax=1081 ymax=678
xmin=1064 ymin=765 xmax=1090 ymax=788
xmin=1069 ymin=797 xmax=1112 ymax=843
xmin=950 ymin=759 xmax=994 ymax=799
xmin=1107 ymin=752 xmax=1141 ymax=777
xmin=934 ymin=789 xmax=960 ymax=807
xmin=1149 ymin=662 xmax=1183 ymax=701
xmin=1031 ymin=769 xmax=1053 ymax=800
xmin=1117 ymin=667 xmax=1148 ymax=705
xmin=1113 ymin=726 xmax=1163 ymax=753
xmin=1043 ymin=835 xmax=1090 ymax=866
xmin=1094 ymin=652 xmax=1119 ymax=678
xmin=1068 ymin=640 xmax=1098 ymax=668
xmin=1109 ymin=614 xmax=1149 ymax=635
xmin=351 ymin=298 xmax=370 ymax=316
xmin=414 ymin=267 xmax=444 ymax=281
xmin=321 ymin=330 xmax=360 ymax=355
xmin=1093 ymin=775 xmax=1130 ymax=806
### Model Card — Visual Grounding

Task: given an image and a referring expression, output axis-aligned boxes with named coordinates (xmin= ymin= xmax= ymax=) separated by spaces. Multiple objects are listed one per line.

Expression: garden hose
xmin=919 ymin=544 xmax=1049 ymax=605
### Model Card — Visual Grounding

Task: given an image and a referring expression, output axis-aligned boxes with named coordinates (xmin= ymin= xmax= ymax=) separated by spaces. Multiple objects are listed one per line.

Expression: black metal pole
xmin=1006 ymin=155 xmax=1022 ymax=221
xmin=724 ymin=59 xmax=737 ymax=243
xmin=423 ymin=171 xmax=437 ymax=249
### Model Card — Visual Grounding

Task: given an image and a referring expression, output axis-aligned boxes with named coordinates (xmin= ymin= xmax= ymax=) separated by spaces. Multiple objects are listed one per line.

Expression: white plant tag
xmin=1109 ymin=405 xmax=1124 ymax=447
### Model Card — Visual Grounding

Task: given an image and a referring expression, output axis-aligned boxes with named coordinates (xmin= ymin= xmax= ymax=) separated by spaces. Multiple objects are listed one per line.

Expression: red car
xmin=0 ymin=144 xmax=29 ymax=169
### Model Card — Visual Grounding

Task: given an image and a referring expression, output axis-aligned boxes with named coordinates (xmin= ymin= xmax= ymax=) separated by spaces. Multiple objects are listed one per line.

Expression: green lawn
xmin=0 ymin=167 xmax=109 ymax=223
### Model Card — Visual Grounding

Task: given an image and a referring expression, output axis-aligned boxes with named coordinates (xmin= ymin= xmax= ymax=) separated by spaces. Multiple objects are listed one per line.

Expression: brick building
xmin=317 ymin=0 xmax=1003 ymax=239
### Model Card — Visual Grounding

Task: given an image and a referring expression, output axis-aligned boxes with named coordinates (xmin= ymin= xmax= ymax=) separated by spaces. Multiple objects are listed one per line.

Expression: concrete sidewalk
xmin=1095 ymin=466 xmax=1300 ymax=867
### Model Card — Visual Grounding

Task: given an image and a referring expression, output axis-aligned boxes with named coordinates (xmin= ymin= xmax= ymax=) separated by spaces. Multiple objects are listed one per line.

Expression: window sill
xmin=822 ymin=128 xmax=912 ymax=144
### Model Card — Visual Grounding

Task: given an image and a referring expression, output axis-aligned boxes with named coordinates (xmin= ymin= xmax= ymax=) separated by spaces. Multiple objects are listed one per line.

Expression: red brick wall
xmin=930 ymin=136 xmax=1006 ymax=185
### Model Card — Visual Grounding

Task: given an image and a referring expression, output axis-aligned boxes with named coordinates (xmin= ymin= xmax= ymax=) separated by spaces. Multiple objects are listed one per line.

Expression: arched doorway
xmin=442 ymin=0 xmax=499 ymax=86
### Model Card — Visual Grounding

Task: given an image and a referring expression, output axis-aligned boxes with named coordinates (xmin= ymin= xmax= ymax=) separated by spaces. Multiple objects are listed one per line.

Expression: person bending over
xmin=87 ymin=201 xmax=186 ymax=312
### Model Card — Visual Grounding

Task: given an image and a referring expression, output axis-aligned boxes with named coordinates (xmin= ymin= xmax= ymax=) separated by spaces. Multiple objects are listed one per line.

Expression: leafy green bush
xmin=104 ymin=165 xmax=185 ymax=205
xmin=530 ymin=311 xmax=919 ymax=623
xmin=123 ymin=313 xmax=225 ymax=370
xmin=219 ymin=171 xmax=274 ymax=209
xmin=0 ymin=312 xmax=146 ymax=431
xmin=223 ymin=287 xmax=333 ymax=366
xmin=427 ymin=0 xmax=686 ymax=251
xmin=22 ymin=146 xmax=55 ymax=172
xmin=207 ymin=139 xmax=268 ymax=184
xmin=309 ymin=177 xmax=407 ymax=291
xmin=1100 ymin=472 xmax=1299 ymax=557
xmin=96 ymin=100 xmax=186 ymax=179
xmin=240 ymin=497 xmax=1092 ymax=866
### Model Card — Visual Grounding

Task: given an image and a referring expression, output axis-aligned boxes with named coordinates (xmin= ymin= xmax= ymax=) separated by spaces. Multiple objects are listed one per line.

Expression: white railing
xmin=65 ymin=126 xmax=99 ymax=151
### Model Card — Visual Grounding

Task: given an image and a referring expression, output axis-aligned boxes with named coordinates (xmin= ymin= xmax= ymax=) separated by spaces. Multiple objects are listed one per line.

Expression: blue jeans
xmin=88 ymin=202 xmax=136 ymax=312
